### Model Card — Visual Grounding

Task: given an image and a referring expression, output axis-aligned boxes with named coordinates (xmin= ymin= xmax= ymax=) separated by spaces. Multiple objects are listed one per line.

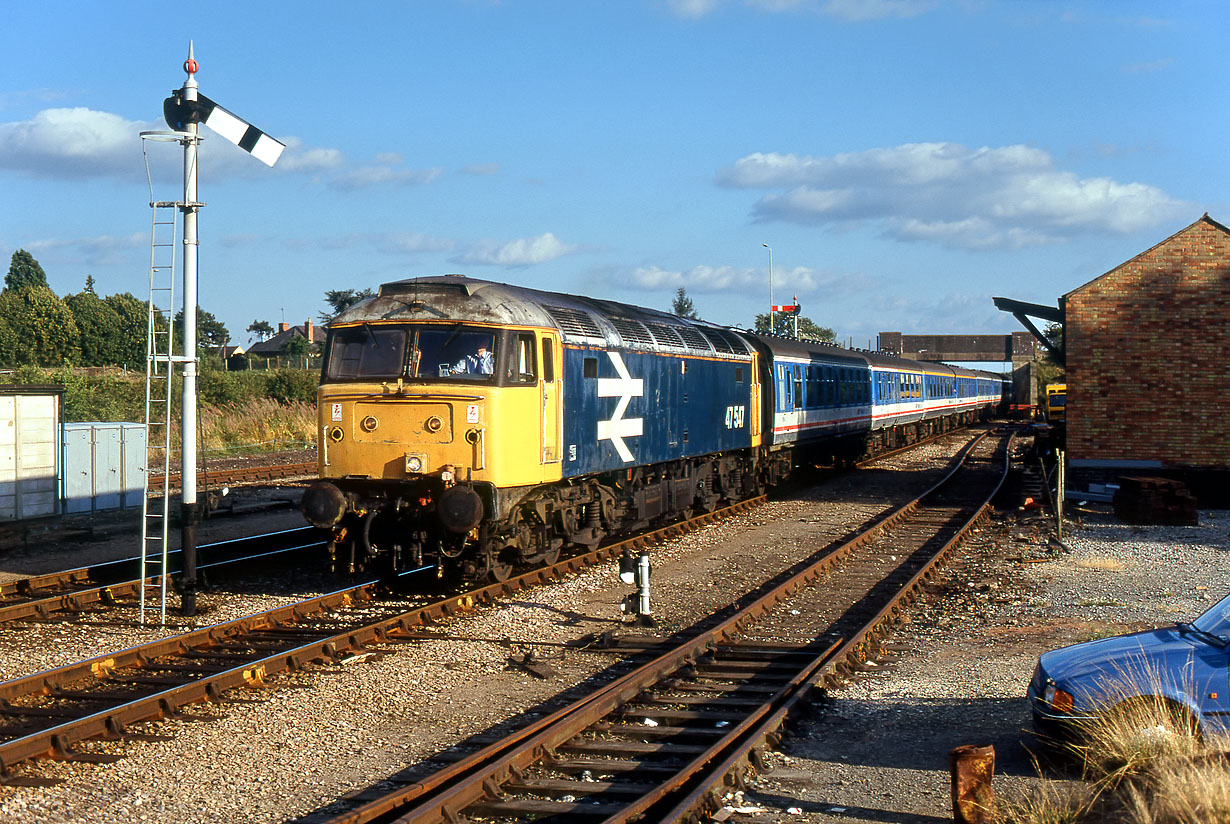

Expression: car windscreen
xmin=1192 ymin=592 xmax=1230 ymax=638
xmin=325 ymin=324 xmax=496 ymax=382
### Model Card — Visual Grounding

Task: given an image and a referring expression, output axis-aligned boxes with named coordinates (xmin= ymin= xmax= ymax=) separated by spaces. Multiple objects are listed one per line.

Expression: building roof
xmin=1064 ymin=213 xmax=1230 ymax=299
xmin=246 ymin=321 xmax=327 ymax=357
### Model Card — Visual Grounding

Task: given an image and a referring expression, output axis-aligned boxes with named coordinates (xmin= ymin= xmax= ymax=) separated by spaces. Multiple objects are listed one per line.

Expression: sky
xmin=1 ymin=0 xmax=1225 ymax=360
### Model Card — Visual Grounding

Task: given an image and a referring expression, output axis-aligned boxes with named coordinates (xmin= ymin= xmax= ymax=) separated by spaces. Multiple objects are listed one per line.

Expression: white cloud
xmin=0 ymin=107 xmax=156 ymax=179
xmin=629 ymin=262 xmax=866 ymax=297
xmin=663 ymin=0 xmax=723 ymax=18
xmin=819 ymin=0 xmax=934 ymax=21
xmin=0 ymin=107 xmax=354 ymax=184
xmin=25 ymin=232 xmax=145 ymax=266
xmin=331 ymin=164 xmax=443 ymax=191
xmin=460 ymin=162 xmax=500 ymax=176
xmin=663 ymin=0 xmax=933 ymax=19
xmin=276 ymin=138 xmax=345 ymax=173
xmin=720 ymin=142 xmax=1187 ymax=249
xmin=459 ymin=232 xmax=579 ymax=266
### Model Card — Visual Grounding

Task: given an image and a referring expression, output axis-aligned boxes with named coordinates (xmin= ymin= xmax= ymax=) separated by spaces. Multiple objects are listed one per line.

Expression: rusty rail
xmin=310 ymin=427 xmax=1016 ymax=823
xmin=0 ymin=527 xmax=324 ymax=625
xmin=0 ymin=496 xmax=767 ymax=779
xmin=148 ymin=461 xmax=316 ymax=494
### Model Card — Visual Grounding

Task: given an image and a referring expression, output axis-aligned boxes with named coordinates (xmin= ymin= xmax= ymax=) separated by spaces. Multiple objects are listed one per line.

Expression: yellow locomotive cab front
xmin=301 ymin=314 xmax=565 ymax=581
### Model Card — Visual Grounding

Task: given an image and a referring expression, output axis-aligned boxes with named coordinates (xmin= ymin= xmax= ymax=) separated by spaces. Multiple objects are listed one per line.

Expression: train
xmin=300 ymin=275 xmax=1006 ymax=582
xmin=1042 ymin=383 xmax=1066 ymax=423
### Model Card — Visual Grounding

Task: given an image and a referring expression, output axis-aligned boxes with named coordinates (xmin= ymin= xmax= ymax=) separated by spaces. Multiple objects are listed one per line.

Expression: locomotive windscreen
xmin=325 ymin=324 xmax=497 ymax=382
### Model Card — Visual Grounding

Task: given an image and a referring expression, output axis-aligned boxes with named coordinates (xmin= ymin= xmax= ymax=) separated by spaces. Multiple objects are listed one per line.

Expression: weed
xmin=1076 ymin=557 xmax=1125 ymax=572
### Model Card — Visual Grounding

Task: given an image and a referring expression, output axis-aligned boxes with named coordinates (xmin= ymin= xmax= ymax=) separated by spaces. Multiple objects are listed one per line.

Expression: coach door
xmin=540 ymin=333 xmax=561 ymax=464
xmin=748 ymin=353 xmax=762 ymax=445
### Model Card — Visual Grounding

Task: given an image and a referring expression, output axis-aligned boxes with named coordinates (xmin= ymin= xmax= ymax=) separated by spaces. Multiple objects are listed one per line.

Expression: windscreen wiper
xmin=1177 ymin=622 xmax=1228 ymax=647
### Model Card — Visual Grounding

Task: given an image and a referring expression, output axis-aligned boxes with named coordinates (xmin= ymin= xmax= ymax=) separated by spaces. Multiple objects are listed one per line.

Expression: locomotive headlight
xmin=405 ymin=453 xmax=426 ymax=474
xmin=360 ymin=415 xmax=379 ymax=432
xmin=425 ymin=416 xmax=443 ymax=433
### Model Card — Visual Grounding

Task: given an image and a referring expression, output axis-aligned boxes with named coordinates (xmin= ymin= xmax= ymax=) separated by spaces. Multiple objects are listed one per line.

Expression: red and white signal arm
xmin=771 ymin=304 xmax=801 ymax=314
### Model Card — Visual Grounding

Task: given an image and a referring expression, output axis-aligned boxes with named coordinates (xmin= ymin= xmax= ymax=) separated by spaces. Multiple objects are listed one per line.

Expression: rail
xmin=307 ymin=427 xmax=1016 ymax=822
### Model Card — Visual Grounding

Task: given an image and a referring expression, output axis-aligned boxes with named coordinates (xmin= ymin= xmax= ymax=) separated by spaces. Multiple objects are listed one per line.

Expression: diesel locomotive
xmin=300 ymin=275 xmax=1005 ymax=582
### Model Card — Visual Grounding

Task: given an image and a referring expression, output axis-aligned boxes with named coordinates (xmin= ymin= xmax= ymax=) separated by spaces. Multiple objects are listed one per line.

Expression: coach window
xmin=508 ymin=333 xmax=537 ymax=384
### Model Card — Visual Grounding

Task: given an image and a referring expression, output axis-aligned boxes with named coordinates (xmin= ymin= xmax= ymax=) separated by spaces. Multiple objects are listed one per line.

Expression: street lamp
xmin=763 ymin=243 xmax=774 ymax=334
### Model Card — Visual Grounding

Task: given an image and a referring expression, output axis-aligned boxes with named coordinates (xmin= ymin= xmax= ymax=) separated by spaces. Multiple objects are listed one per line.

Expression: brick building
xmin=1065 ymin=214 xmax=1230 ymax=494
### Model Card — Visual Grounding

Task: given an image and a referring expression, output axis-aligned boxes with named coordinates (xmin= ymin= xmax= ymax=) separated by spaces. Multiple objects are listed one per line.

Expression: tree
xmin=0 ymin=285 xmax=80 ymax=366
xmin=1042 ymin=321 xmax=1065 ymax=364
xmin=5 ymin=249 xmax=49 ymax=292
xmin=753 ymin=311 xmax=836 ymax=343
xmin=281 ymin=334 xmax=312 ymax=358
xmin=104 ymin=292 xmax=152 ymax=370
xmin=174 ymin=307 xmax=231 ymax=349
xmin=247 ymin=319 xmax=274 ymax=341
xmin=320 ymin=288 xmax=375 ymax=322
xmin=671 ymin=287 xmax=699 ymax=319
xmin=66 ymin=289 xmax=123 ymax=366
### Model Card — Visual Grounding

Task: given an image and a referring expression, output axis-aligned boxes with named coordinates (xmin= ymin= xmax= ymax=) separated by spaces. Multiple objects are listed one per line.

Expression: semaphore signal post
xmin=139 ymin=43 xmax=284 ymax=620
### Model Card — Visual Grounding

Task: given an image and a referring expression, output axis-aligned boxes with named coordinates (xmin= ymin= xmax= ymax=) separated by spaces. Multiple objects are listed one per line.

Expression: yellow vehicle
xmin=1043 ymin=383 xmax=1066 ymax=423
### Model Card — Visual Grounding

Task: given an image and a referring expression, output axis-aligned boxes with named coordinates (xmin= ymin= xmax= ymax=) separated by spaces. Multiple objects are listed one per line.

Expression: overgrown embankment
xmin=4 ymin=365 xmax=318 ymax=456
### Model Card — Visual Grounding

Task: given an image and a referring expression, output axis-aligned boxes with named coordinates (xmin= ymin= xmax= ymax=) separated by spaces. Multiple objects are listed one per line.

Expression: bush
xmin=8 ymin=365 xmax=144 ymax=421
xmin=197 ymin=370 xmax=268 ymax=407
xmin=265 ymin=369 xmax=319 ymax=404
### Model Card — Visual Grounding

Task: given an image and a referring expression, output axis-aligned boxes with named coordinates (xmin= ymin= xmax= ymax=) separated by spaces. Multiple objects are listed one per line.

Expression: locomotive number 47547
xmin=724 ymin=405 xmax=746 ymax=429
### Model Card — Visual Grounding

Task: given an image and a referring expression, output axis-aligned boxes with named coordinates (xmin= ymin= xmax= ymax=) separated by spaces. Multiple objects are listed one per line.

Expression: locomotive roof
xmin=331 ymin=275 xmax=752 ymax=360
xmin=739 ymin=332 xmax=869 ymax=366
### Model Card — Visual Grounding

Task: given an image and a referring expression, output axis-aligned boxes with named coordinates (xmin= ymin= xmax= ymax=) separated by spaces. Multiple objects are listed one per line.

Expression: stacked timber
xmin=1113 ymin=477 xmax=1198 ymax=526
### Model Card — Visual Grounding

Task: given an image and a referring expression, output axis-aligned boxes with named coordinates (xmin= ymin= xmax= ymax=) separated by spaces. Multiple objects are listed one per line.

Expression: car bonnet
xmin=1039 ymin=626 xmax=1195 ymax=685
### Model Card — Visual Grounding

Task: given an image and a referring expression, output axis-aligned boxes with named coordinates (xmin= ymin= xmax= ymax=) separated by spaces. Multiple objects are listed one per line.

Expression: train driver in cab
xmin=453 ymin=341 xmax=494 ymax=375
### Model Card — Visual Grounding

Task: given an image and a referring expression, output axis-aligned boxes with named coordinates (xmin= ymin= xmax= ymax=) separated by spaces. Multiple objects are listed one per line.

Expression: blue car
xmin=1028 ymin=592 xmax=1230 ymax=742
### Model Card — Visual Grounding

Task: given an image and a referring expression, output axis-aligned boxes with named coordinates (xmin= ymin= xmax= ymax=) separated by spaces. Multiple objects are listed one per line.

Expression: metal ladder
xmin=140 ymin=200 xmax=180 ymax=624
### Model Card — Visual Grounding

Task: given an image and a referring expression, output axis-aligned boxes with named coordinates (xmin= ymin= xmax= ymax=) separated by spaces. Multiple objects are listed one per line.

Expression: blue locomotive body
xmin=560 ymin=345 xmax=754 ymax=477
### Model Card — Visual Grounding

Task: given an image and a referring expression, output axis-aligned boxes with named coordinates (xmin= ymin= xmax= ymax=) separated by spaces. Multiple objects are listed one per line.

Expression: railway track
xmin=0 ymin=527 xmax=325 ymax=625
xmin=0 ymin=496 xmax=768 ymax=784
xmin=304 ymin=426 xmax=1015 ymax=823
xmin=0 ymin=428 xmax=965 ymax=630
xmin=148 ymin=461 xmax=317 ymax=494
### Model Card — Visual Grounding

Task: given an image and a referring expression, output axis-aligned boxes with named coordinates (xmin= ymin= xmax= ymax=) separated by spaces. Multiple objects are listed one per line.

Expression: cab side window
xmin=541 ymin=338 xmax=555 ymax=383
xmin=509 ymin=333 xmax=537 ymax=384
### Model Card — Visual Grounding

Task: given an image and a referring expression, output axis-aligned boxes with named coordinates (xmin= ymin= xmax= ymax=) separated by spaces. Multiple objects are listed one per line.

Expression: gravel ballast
xmin=0 ymin=437 xmax=1224 ymax=824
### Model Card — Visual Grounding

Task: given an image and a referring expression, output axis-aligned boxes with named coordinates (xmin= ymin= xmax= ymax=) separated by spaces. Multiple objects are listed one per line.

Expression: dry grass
xmin=150 ymin=399 xmax=317 ymax=460
xmin=1120 ymin=758 xmax=1230 ymax=823
xmin=1075 ymin=557 xmax=1125 ymax=572
xmin=199 ymin=399 xmax=317 ymax=455
xmin=999 ymin=663 xmax=1219 ymax=824
xmin=995 ymin=777 xmax=1095 ymax=824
